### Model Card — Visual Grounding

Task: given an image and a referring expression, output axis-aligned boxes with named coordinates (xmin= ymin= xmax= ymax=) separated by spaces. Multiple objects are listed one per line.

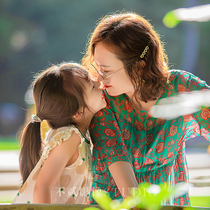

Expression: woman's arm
xmin=109 ymin=161 xmax=138 ymax=199
xmin=33 ymin=131 xmax=81 ymax=203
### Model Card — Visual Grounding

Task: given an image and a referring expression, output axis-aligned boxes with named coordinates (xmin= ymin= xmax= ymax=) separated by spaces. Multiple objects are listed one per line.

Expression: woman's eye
xmin=92 ymin=85 xmax=95 ymax=89
xmin=102 ymin=70 xmax=110 ymax=75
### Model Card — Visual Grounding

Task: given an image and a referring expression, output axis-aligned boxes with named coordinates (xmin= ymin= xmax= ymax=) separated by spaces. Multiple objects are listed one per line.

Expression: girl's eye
xmin=92 ymin=85 xmax=95 ymax=89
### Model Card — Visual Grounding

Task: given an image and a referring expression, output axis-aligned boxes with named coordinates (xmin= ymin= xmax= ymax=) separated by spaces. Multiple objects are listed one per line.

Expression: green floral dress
xmin=89 ymin=70 xmax=210 ymax=206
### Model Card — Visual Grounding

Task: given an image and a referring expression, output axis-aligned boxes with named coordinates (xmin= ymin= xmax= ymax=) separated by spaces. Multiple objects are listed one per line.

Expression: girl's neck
xmin=75 ymin=125 xmax=88 ymax=137
xmin=74 ymin=113 xmax=93 ymax=136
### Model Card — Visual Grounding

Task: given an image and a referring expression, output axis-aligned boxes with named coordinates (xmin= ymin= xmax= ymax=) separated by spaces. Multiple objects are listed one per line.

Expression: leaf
xmin=92 ymin=190 xmax=112 ymax=210
xmin=83 ymin=208 xmax=100 ymax=210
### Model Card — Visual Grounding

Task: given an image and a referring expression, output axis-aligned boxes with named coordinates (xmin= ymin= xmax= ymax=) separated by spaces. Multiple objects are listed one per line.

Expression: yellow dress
xmin=12 ymin=125 xmax=92 ymax=204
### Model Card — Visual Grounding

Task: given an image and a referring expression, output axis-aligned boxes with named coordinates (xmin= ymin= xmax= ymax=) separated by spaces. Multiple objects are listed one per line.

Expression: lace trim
xmin=41 ymin=126 xmax=86 ymax=160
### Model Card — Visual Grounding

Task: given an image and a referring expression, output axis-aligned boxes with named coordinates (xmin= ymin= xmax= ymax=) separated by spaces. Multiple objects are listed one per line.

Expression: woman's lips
xmin=104 ymin=85 xmax=112 ymax=88
xmin=99 ymin=83 xmax=111 ymax=90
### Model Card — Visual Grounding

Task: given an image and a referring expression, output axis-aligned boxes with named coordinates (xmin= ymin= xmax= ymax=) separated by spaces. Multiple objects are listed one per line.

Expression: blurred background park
xmin=0 ymin=0 xmax=210 ymax=207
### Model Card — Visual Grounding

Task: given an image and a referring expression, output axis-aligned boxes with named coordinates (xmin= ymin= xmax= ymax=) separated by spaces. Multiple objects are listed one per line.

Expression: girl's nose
xmin=92 ymin=81 xmax=100 ymax=89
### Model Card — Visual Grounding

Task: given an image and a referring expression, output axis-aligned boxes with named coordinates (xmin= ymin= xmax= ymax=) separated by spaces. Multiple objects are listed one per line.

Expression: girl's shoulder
xmin=42 ymin=125 xmax=87 ymax=160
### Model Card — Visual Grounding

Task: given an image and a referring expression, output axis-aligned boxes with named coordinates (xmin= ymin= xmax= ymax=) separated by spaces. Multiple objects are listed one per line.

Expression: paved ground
xmin=0 ymin=143 xmax=210 ymax=203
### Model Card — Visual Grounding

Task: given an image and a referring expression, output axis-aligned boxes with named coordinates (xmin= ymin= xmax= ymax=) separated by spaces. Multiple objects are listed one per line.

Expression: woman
xmin=82 ymin=12 xmax=210 ymax=206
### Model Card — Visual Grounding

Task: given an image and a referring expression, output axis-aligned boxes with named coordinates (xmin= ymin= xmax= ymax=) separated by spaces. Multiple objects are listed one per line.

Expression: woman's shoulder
xmin=168 ymin=69 xmax=193 ymax=77
xmin=168 ymin=69 xmax=201 ymax=83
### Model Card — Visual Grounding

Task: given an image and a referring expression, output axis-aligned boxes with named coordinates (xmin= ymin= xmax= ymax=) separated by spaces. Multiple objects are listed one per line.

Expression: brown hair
xmin=82 ymin=12 xmax=169 ymax=105
xmin=19 ymin=62 xmax=88 ymax=183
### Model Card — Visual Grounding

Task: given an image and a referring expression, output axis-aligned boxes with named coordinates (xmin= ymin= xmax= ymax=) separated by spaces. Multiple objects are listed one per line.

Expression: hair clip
xmin=31 ymin=114 xmax=42 ymax=123
xmin=140 ymin=46 xmax=149 ymax=59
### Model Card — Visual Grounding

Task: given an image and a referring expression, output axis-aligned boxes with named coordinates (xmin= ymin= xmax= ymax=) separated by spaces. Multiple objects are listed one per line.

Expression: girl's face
xmin=93 ymin=42 xmax=135 ymax=97
xmin=83 ymin=79 xmax=106 ymax=114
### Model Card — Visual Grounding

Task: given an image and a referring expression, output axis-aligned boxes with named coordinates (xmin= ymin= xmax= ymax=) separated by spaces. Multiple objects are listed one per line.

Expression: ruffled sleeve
xmin=172 ymin=70 xmax=210 ymax=141
xmin=41 ymin=126 xmax=85 ymax=160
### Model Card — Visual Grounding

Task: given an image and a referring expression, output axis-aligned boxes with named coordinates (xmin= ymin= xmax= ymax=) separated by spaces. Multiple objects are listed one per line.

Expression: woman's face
xmin=93 ymin=42 xmax=135 ymax=97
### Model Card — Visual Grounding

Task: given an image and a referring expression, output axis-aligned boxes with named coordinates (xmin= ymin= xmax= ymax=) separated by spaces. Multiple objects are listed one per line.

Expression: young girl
xmin=12 ymin=62 xmax=106 ymax=204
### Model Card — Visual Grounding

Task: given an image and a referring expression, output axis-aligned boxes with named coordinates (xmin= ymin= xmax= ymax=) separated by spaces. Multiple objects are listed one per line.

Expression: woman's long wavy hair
xmin=19 ymin=62 xmax=88 ymax=184
xmin=82 ymin=12 xmax=169 ymax=106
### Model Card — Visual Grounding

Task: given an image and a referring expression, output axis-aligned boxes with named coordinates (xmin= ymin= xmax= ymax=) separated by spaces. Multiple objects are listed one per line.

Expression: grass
xmin=190 ymin=196 xmax=210 ymax=207
xmin=0 ymin=137 xmax=20 ymax=150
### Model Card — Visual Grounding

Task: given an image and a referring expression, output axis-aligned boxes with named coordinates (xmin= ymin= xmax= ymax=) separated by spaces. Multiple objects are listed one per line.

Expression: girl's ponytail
xmin=19 ymin=121 xmax=42 ymax=184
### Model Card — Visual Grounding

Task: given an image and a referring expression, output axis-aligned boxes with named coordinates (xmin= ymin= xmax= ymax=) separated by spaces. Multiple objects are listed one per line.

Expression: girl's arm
xmin=33 ymin=131 xmax=81 ymax=203
xmin=109 ymin=161 xmax=138 ymax=199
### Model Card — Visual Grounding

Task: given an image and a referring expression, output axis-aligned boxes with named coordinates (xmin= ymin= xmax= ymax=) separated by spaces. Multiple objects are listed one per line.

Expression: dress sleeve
xmin=42 ymin=126 xmax=84 ymax=160
xmin=175 ymin=70 xmax=210 ymax=141
xmin=89 ymin=95 xmax=132 ymax=170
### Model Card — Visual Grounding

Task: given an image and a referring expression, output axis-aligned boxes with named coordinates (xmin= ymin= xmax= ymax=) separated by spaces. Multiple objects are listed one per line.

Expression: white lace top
xmin=12 ymin=126 xmax=92 ymax=204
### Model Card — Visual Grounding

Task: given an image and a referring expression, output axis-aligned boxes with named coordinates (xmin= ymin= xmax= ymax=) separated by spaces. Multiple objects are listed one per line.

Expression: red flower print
xmin=178 ymin=136 xmax=184 ymax=146
xmin=121 ymin=128 xmax=131 ymax=140
xmin=134 ymin=161 xmax=141 ymax=169
xmin=132 ymin=147 xmax=142 ymax=158
xmin=156 ymin=118 xmax=165 ymax=126
xmin=134 ymin=120 xmax=143 ymax=131
xmin=112 ymin=121 xmax=119 ymax=130
xmin=200 ymin=108 xmax=210 ymax=120
xmin=106 ymin=138 xmax=117 ymax=147
xmin=115 ymin=189 xmax=121 ymax=197
xmin=146 ymin=134 xmax=154 ymax=146
xmin=101 ymin=153 xmax=107 ymax=159
xmin=126 ymin=117 xmax=132 ymax=123
xmin=145 ymin=158 xmax=154 ymax=165
xmin=115 ymin=113 xmax=120 ymax=121
xmin=167 ymin=91 xmax=173 ymax=97
xmin=179 ymin=197 xmax=184 ymax=206
xmin=104 ymin=129 xmax=116 ymax=137
xmin=193 ymin=125 xmax=200 ymax=134
xmin=191 ymin=80 xmax=198 ymax=87
xmin=110 ymin=177 xmax=115 ymax=185
xmin=169 ymin=74 xmax=175 ymax=81
xmin=156 ymin=142 xmax=164 ymax=153
xmin=95 ymin=110 xmax=104 ymax=117
xmin=125 ymin=101 xmax=133 ymax=113
xmin=168 ymin=152 xmax=174 ymax=158
xmin=178 ymin=171 xmax=184 ymax=182
xmin=95 ymin=165 xmax=104 ymax=171
xmin=106 ymin=185 xmax=112 ymax=192
xmin=183 ymin=114 xmax=192 ymax=122
xmin=169 ymin=125 xmax=178 ymax=136
xmin=89 ymin=122 xmax=95 ymax=130
xmin=177 ymin=84 xmax=187 ymax=92
xmin=100 ymin=122 xmax=107 ymax=126
xmin=147 ymin=120 xmax=153 ymax=127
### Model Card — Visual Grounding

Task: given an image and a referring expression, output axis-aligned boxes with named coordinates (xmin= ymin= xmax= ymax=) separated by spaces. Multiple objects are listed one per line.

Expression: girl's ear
xmin=73 ymin=110 xmax=84 ymax=120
